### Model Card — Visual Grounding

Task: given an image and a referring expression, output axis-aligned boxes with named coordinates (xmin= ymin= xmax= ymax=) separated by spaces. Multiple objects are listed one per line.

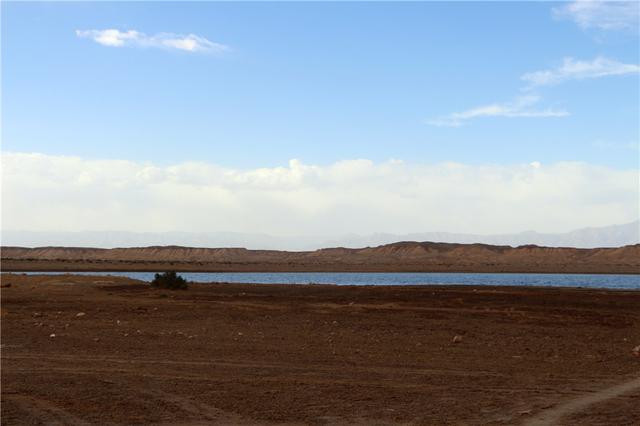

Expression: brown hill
xmin=2 ymin=242 xmax=639 ymax=273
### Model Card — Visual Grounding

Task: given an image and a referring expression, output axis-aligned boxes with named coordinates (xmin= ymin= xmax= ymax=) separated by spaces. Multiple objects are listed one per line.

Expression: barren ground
xmin=1 ymin=273 xmax=639 ymax=425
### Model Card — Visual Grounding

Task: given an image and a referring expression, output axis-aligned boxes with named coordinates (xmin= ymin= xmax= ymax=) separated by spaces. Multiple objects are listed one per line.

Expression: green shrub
xmin=151 ymin=271 xmax=188 ymax=290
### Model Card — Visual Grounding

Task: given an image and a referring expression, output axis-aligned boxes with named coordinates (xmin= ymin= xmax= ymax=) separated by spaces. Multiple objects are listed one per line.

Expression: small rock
xmin=632 ymin=345 xmax=640 ymax=358
xmin=93 ymin=338 xmax=100 ymax=342
xmin=76 ymin=312 xmax=86 ymax=317
xmin=33 ymin=312 xmax=42 ymax=318
xmin=49 ymin=334 xmax=56 ymax=338
xmin=452 ymin=335 xmax=463 ymax=344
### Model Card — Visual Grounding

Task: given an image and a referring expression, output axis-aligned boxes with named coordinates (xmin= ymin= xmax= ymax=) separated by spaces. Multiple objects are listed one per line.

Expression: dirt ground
xmin=1 ymin=273 xmax=639 ymax=425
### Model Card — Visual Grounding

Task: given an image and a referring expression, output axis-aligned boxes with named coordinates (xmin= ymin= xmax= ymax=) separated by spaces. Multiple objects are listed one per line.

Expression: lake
xmin=15 ymin=271 xmax=640 ymax=290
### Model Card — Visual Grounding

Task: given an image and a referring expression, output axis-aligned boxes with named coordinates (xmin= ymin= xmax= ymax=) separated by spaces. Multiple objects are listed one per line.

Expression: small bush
xmin=151 ymin=271 xmax=188 ymax=290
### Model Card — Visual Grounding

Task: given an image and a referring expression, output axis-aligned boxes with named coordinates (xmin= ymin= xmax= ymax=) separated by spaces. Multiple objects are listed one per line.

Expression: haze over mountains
xmin=2 ymin=221 xmax=638 ymax=250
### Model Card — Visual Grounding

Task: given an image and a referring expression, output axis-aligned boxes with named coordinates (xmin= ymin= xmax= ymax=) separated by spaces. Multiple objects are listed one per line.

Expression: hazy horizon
xmin=2 ymin=220 xmax=638 ymax=250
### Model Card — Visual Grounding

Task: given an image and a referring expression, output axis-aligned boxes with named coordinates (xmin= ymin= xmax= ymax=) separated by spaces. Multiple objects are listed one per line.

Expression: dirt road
xmin=524 ymin=376 xmax=640 ymax=425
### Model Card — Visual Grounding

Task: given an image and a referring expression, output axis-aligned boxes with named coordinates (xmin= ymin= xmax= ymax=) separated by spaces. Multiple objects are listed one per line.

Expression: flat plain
xmin=1 ymin=273 xmax=639 ymax=425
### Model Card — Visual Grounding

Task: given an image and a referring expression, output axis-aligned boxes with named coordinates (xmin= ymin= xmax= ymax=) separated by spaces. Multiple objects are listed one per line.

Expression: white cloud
xmin=427 ymin=95 xmax=569 ymax=127
xmin=1 ymin=152 xmax=637 ymax=236
xmin=553 ymin=1 xmax=640 ymax=31
xmin=76 ymin=29 xmax=228 ymax=53
xmin=431 ymin=56 xmax=638 ymax=127
xmin=522 ymin=56 xmax=640 ymax=87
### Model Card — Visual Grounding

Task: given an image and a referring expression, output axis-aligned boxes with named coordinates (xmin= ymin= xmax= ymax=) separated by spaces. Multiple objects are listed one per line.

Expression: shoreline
xmin=4 ymin=272 xmax=640 ymax=292
xmin=5 ymin=269 xmax=640 ymax=276
xmin=3 ymin=262 xmax=640 ymax=274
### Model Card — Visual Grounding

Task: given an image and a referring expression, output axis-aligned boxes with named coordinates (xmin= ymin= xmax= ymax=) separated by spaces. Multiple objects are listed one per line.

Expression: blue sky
xmin=1 ymin=1 xmax=639 ymax=238
xmin=3 ymin=1 xmax=638 ymax=168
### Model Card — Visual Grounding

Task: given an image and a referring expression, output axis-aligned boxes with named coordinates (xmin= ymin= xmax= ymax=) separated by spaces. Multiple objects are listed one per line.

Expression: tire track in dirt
xmin=4 ymin=394 xmax=89 ymax=426
xmin=5 ymin=365 xmax=591 ymax=395
xmin=5 ymin=366 xmax=446 ymax=390
xmin=523 ymin=376 xmax=640 ymax=426
xmin=117 ymin=382 xmax=254 ymax=425
xmin=2 ymin=353 xmax=504 ymax=378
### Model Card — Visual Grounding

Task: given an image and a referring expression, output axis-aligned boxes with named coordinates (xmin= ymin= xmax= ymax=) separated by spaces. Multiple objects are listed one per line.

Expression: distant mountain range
xmin=322 ymin=221 xmax=640 ymax=250
xmin=2 ymin=221 xmax=638 ymax=250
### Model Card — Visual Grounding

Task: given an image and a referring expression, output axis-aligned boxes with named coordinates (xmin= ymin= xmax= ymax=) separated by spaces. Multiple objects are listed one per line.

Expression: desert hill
xmin=2 ymin=242 xmax=639 ymax=273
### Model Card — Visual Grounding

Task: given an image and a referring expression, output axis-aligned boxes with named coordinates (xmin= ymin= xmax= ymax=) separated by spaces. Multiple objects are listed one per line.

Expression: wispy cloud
xmin=427 ymin=95 xmax=569 ymax=127
xmin=76 ymin=29 xmax=228 ymax=53
xmin=430 ymin=55 xmax=638 ymax=127
xmin=553 ymin=0 xmax=640 ymax=31
xmin=522 ymin=56 xmax=640 ymax=87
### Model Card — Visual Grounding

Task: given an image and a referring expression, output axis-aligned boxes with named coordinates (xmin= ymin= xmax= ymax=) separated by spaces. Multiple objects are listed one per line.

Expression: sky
xmin=2 ymin=1 xmax=639 ymax=239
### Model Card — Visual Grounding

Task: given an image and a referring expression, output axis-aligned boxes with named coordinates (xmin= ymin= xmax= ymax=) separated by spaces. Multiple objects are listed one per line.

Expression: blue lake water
xmin=15 ymin=271 xmax=640 ymax=290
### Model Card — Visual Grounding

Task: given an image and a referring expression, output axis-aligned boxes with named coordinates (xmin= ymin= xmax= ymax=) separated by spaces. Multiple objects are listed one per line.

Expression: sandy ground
xmin=1 ymin=273 xmax=639 ymax=425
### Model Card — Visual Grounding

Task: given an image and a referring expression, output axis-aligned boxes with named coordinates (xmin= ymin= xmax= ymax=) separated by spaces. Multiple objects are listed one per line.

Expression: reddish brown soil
xmin=2 ymin=273 xmax=639 ymax=425
xmin=2 ymin=242 xmax=639 ymax=274
xmin=564 ymin=389 xmax=640 ymax=425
